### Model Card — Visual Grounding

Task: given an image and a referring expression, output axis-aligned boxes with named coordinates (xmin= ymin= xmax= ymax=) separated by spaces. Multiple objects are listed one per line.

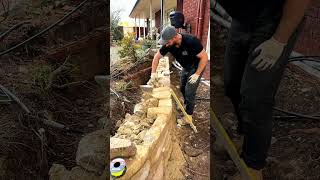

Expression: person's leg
xmin=180 ymin=68 xmax=189 ymax=103
xmin=239 ymin=9 xmax=304 ymax=170
xmin=224 ymin=19 xmax=250 ymax=135
xmin=184 ymin=67 xmax=203 ymax=115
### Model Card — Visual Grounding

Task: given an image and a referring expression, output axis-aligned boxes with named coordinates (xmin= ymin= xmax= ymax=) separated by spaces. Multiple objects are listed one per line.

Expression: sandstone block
xmin=134 ymin=102 xmax=147 ymax=117
xmin=152 ymin=114 xmax=171 ymax=129
xmin=119 ymin=145 xmax=149 ymax=179
xmin=131 ymin=160 xmax=151 ymax=180
xmin=165 ymin=142 xmax=186 ymax=180
xmin=147 ymin=107 xmax=171 ymax=119
xmin=150 ymin=157 xmax=164 ymax=180
xmin=110 ymin=137 xmax=137 ymax=159
xmin=143 ymin=126 xmax=161 ymax=145
xmin=145 ymin=98 xmax=159 ymax=108
xmin=142 ymin=92 xmax=153 ymax=100
xmin=69 ymin=166 xmax=104 ymax=180
xmin=138 ymin=129 xmax=148 ymax=140
xmin=76 ymin=130 xmax=106 ymax=174
xmin=158 ymin=78 xmax=171 ymax=87
xmin=149 ymin=129 xmax=169 ymax=166
xmin=152 ymin=87 xmax=170 ymax=92
xmin=49 ymin=164 xmax=70 ymax=180
xmin=124 ymin=114 xmax=141 ymax=124
xmin=151 ymin=91 xmax=171 ymax=99
xmin=158 ymin=99 xmax=173 ymax=107
xmin=117 ymin=126 xmax=133 ymax=135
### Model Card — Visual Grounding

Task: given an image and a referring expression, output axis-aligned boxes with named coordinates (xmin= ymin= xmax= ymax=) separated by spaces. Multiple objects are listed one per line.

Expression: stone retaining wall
xmin=110 ymin=57 xmax=177 ymax=180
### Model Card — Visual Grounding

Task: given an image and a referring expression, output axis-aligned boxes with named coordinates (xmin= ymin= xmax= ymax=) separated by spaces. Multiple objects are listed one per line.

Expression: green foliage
xmin=111 ymin=10 xmax=124 ymax=41
xmin=113 ymin=80 xmax=132 ymax=92
xmin=32 ymin=64 xmax=52 ymax=91
xmin=117 ymin=32 xmax=137 ymax=60
xmin=142 ymin=38 xmax=156 ymax=49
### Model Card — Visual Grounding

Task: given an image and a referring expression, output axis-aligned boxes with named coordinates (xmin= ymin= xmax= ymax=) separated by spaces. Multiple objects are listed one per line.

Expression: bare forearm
xmin=195 ymin=55 xmax=208 ymax=75
xmin=151 ymin=51 xmax=162 ymax=73
xmin=273 ymin=0 xmax=311 ymax=43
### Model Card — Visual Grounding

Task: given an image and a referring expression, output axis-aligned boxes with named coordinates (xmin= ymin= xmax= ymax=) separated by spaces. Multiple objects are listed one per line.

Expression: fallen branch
xmin=52 ymin=81 xmax=87 ymax=89
xmin=0 ymin=21 xmax=30 ymax=41
xmin=110 ymin=88 xmax=120 ymax=98
xmin=290 ymin=128 xmax=320 ymax=135
xmin=110 ymin=88 xmax=131 ymax=104
xmin=46 ymin=55 xmax=71 ymax=90
xmin=30 ymin=111 xmax=84 ymax=134
xmin=122 ymin=96 xmax=131 ymax=103
xmin=273 ymin=107 xmax=320 ymax=121
xmin=0 ymin=84 xmax=31 ymax=113
xmin=186 ymin=167 xmax=208 ymax=177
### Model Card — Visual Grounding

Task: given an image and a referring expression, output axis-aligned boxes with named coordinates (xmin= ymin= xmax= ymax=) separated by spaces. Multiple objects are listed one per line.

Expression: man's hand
xmin=251 ymin=37 xmax=286 ymax=71
xmin=151 ymin=50 xmax=162 ymax=74
xmin=147 ymin=73 xmax=157 ymax=85
xmin=188 ymin=73 xmax=200 ymax=84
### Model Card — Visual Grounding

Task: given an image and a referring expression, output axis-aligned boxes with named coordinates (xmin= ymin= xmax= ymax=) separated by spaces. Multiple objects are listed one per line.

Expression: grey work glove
xmin=147 ymin=73 xmax=157 ymax=85
xmin=188 ymin=73 xmax=200 ymax=84
xmin=251 ymin=37 xmax=286 ymax=71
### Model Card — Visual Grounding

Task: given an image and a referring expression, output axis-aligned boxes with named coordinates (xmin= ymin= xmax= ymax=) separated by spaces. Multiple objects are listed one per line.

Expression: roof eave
xmin=129 ymin=0 xmax=140 ymax=18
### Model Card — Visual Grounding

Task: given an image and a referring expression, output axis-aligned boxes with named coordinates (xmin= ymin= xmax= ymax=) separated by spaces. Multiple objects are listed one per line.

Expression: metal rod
xmin=170 ymin=88 xmax=198 ymax=133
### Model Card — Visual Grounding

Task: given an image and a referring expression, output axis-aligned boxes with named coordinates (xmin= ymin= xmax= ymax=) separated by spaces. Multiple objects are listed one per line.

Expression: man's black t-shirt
xmin=216 ymin=0 xmax=285 ymax=22
xmin=159 ymin=33 xmax=203 ymax=69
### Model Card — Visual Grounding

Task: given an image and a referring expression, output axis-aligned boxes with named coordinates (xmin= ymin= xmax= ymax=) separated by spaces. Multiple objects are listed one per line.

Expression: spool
xmin=110 ymin=158 xmax=127 ymax=178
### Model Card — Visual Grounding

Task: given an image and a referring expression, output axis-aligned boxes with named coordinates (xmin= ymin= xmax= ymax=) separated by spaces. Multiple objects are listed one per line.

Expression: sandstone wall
xmin=110 ymin=57 xmax=178 ymax=180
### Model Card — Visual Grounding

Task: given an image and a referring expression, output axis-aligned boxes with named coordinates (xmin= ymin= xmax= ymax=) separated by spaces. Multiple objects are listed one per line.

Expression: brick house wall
xmin=177 ymin=0 xmax=183 ymax=12
xmin=153 ymin=0 xmax=210 ymax=80
xmin=294 ymin=0 xmax=320 ymax=55
xmin=182 ymin=0 xmax=210 ymax=48
xmin=182 ymin=0 xmax=197 ymax=37
xmin=154 ymin=0 xmax=210 ymax=48
xmin=202 ymin=0 xmax=210 ymax=48
xmin=182 ymin=0 xmax=210 ymax=80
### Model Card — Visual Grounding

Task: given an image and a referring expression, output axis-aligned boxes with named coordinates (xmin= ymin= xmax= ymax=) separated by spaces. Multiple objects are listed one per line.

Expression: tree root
xmin=290 ymin=128 xmax=320 ymax=135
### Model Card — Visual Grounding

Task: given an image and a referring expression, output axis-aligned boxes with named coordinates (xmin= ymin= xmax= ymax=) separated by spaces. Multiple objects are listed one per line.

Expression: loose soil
xmin=0 ymin=1 xmax=107 ymax=179
xmin=110 ymin=59 xmax=151 ymax=135
xmin=171 ymin=68 xmax=210 ymax=180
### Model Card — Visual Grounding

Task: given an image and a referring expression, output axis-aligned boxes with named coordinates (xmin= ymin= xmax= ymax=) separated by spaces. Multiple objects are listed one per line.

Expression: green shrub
xmin=117 ymin=32 xmax=138 ymax=60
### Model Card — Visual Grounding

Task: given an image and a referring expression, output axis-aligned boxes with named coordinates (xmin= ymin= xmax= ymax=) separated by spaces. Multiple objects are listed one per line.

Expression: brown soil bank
xmin=0 ymin=0 xmax=107 ymax=179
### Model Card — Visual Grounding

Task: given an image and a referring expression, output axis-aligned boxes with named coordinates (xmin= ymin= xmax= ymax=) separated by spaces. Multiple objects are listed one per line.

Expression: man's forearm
xmin=195 ymin=56 xmax=208 ymax=75
xmin=151 ymin=51 xmax=162 ymax=73
xmin=273 ymin=0 xmax=311 ymax=43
